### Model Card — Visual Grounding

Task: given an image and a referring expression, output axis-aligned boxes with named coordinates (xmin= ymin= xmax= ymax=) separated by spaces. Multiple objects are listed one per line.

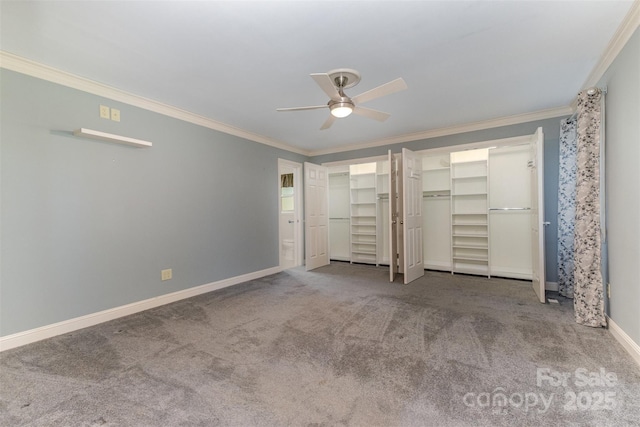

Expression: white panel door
xmin=304 ymin=162 xmax=329 ymax=271
xmin=389 ymin=150 xmax=398 ymax=282
xmin=402 ymin=148 xmax=424 ymax=284
xmin=530 ymin=129 xmax=546 ymax=302
xmin=397 ymin=154 xmax=404 ymax=274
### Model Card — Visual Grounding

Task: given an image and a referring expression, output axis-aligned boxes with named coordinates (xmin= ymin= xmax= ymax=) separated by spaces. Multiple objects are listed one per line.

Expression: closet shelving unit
xmin=350 ymin=163 xmax=378 ymax=265
xmin=450 ymin=150 xmax=490 ymax=277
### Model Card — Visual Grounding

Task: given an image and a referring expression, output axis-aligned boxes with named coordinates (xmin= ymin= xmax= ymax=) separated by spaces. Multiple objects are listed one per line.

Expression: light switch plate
xmin=100 ymin=105 xmax=110 ymax=119
xmin=111 ymin=108 xmax=121 ymax=122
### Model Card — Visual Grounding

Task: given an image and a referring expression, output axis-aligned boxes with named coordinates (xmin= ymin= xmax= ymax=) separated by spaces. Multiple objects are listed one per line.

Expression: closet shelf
xmin=452 ymin=212 xmax=488 ymax=216
xmin=352 ymin=250 xmax=377 ymax=255
xmin=453 ymin=244 xmax=488 ymax=250
xmin=452 ymin=222 xmax=487 ymax=226
xmin=453 ymin=233 xmax=488 ymax=238
xmin=452 ymin=174 xmax=487 ymax=180
xmin=453 ymin=255 xmax=489 ymax=261
xmin=452 ymin=192 xmax=487 ymax=197
xmin=452 ymin=159 xmax=487 ymax=165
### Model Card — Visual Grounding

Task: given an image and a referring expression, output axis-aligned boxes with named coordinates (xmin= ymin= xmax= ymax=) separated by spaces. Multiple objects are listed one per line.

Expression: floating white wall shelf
xmin=73 ymin=128 xmax=152 ymax=148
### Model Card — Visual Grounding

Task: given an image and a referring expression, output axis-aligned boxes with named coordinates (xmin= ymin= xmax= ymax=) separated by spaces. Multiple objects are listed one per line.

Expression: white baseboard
xmin=607 ymin=316 xmax=640 ymax=367
xmin=545 ymin=281 xmax=559 ymax=291
xmin=0 ymin=266 xmax=283 ymax=352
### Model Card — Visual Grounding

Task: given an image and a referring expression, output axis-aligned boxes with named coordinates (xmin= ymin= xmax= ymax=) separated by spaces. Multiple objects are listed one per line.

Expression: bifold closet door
xmin=488 ymin=144 xmax=532 ymax=280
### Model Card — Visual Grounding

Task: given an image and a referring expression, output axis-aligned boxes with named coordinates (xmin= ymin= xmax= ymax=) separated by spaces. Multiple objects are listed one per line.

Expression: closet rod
xmin=329 ymin=217 xmax=350 ymax=220
xmin=423 ymin=194 xmax=450 ymax=198
xmin=488 ymin=207 xmax=531 ymax=211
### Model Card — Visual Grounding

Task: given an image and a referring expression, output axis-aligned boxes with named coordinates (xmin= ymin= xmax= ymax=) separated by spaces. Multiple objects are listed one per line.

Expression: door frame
xmin=278 ymin=159 xmax=303 ymax=269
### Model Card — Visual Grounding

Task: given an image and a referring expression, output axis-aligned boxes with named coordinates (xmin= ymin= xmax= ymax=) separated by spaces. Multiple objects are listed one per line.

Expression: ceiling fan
xmin=276 ymin=68 xmax=407 ymax=130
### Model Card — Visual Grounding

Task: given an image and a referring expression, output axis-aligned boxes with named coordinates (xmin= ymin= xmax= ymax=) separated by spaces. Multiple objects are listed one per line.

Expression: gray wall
xmin=0 ymin=69 xmax=306 ymax=336
xmin=598 ymin=28 xmax=640 ymax=345
xmin=311 ymin=118 xmax=564 ymax=285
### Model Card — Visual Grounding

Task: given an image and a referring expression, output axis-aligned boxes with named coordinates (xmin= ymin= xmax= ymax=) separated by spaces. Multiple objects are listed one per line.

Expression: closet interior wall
xmin=328 ymin=166 xmax=350 ymax=261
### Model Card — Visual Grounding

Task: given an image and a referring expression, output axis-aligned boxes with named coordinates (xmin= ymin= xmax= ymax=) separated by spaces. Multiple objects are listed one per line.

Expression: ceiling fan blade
xmin=352 ymin=78 xmax=407 ymax=105
xmin=353 ymin=106 xmax=391 ymax=122
xmin=320 ymin=115 xmax=335 ymax=130
xmin=276 ymin=105 xmax=328 ymax=112
xmin=310 ymin=73 xmax=341 ymax=100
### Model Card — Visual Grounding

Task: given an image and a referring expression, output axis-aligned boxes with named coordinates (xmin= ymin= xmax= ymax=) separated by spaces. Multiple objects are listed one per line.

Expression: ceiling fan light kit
xmin=329 ymin=99 xmax=354 ymax=118
xmin=277 ymin=68 xmax=407 ymax=130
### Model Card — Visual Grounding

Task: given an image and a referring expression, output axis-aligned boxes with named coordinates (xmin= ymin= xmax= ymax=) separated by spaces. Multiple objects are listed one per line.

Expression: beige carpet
xmin=1 ymin=262 xmax=639 ymax=426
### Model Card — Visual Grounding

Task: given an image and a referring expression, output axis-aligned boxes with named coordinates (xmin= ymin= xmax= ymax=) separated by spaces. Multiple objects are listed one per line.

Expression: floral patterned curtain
xmin=573 ymin=89 xmax=606 ymax=327
xmin=557 ymin=118 xmax=577 ymax=298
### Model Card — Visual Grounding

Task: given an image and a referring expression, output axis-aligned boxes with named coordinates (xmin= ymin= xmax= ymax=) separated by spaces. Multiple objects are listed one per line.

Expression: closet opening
xmin=322 ymin=128 xmax=546 ymax=301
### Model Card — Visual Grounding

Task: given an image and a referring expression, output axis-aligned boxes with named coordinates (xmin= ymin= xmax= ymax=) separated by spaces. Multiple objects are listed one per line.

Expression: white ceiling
xmin=0 ymin=1 xmax=634 ymax=155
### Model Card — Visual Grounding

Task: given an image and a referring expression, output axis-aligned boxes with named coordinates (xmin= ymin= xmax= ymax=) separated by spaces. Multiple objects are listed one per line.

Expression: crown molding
xmin=3 ymin=49 xmax=616 ymax=159
xmin=308 ymin=105 xmax=572 ymax=157
xmin=581 ymin=0 xmax=639 ymax=90
xmin=0 ymin=51 xmax=310 ymax=156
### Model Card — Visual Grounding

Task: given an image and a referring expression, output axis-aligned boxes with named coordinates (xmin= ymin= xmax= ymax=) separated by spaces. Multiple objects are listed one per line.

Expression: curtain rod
xmin=568 ymin=86 xmax=607 ymax=121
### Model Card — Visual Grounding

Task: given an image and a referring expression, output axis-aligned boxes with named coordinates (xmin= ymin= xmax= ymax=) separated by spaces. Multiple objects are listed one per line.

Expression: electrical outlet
xmin=161 ymin=268 xmax=172 ymax=281
xmin=111 ymin=108 xmax=121 ymax=122
xmin=100 ymin=105 xmax=110 ymax=119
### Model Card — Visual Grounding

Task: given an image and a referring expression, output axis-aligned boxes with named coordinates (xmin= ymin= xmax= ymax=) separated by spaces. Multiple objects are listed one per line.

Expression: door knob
xmin=288 ymin=220 xmax=294 ymax=224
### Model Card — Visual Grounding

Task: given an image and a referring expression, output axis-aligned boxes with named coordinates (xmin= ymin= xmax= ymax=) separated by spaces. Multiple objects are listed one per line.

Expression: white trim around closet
xmin=415 ymin=134 xmax=533 ymax=157
xmin=321 ymin=154 xmax=388 ymax=168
